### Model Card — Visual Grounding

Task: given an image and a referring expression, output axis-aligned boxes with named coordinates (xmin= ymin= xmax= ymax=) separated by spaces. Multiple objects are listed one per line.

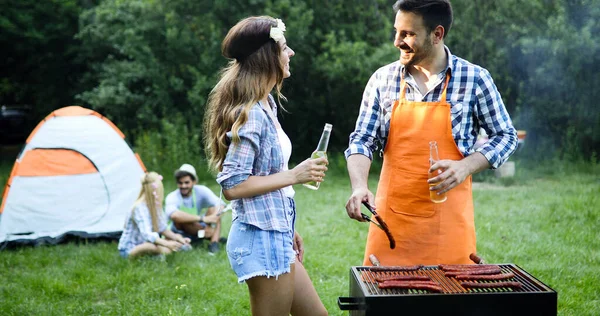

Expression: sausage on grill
xmin=454 ymin=272 xmax=515 ymax=281
xmin=374 ymin=274 xmax=431 ymax=282
xmin=370 ymin=265 xmax=423 ymax=272
xmin=378 ymin=280 xmax=443 ymax=292
xmin=460 ymin=281 xmax=522 ymax=289
xmin=444 ymin=267 xmax=502 ymax=277
xmin=439 ymin=264 xmax=501 ymax=271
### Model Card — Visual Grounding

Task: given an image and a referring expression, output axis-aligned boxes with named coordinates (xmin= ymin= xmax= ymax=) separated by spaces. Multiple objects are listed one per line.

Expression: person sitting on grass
xmin=165 ymin=163 xmax=227 ymax=254
xmin=118 ymin=171 xmax=192 ymax=259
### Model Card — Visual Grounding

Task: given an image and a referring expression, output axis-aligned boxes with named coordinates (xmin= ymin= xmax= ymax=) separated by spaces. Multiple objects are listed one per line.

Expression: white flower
xmin=276 ymin=18 xmax=286 ymax=32
xmin=269 ymin=18 xmax=286 ymax=43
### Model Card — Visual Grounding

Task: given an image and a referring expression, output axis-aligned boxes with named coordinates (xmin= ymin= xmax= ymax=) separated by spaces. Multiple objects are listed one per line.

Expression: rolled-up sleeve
xmin=345 ymin=71 xmax=383 ymax=160
xmin=474 ymin=68 xmax=518 ymax=169
xmin=132 ymin=205 xmax=160 ymax=243
xmin=217 ymin=107 xmax=264 ymax=189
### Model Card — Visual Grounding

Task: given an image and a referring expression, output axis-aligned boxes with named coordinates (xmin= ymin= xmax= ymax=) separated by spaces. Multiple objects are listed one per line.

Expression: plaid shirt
xmin=344 ymin=46 xmax=518 ymax=169
xmin=217 ymin=95 xmax=294 ymax=232
xmin=117 ymin=203 xmax=167 ymax=253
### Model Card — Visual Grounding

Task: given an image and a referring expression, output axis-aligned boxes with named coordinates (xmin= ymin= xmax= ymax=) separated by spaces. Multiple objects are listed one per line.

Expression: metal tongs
xmin=361 ymin=201 xmax=396 ymax=249
xmin=361 ymin=213 xmax=383 ymax=230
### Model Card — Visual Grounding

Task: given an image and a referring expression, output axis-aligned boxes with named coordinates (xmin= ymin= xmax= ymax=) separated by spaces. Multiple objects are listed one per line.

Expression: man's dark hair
xmin=175 ymin=170 xmax=196 ymax=182
xmin=393 ymin=0 xmax=453 ymax=38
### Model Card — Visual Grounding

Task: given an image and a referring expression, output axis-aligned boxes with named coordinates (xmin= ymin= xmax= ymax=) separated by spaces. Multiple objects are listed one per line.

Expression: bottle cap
xmin=324 ymin=123 xmax=332 ymax=131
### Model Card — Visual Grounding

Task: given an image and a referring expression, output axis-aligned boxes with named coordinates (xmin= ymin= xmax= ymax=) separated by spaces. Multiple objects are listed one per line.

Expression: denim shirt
xmin=216 ymin=96 xmax=294 ymax=232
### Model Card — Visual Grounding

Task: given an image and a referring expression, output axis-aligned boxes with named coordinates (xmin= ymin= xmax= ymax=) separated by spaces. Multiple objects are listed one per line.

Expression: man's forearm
xmin=347 ymin=154 xmax=372 ymax=190
xmin=170 ymin=211 xmax=202 ymax=224
xmin=462 ymin=152 xmax=491 ymax=176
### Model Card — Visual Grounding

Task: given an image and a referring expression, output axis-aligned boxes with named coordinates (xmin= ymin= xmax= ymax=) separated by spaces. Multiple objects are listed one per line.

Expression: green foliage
xmin=75 ymin=0 xmax=224 ymax=133
xmin=0 ymin=0 xmax=87 ymax=120
xmin=3 ymin=0 xmax=599 ymax=162
xmin=134 ymin=115 xmax=210 ymax=182
xmin=515 ymin=0 xmax=600 ymax=160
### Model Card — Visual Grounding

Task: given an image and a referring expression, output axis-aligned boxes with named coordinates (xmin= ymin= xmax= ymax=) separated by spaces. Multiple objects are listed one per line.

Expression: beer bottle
xmin=428 ymin=141 xmax=447 ymax=203
xmin=303 ymin=123 xmax=332 ymax=190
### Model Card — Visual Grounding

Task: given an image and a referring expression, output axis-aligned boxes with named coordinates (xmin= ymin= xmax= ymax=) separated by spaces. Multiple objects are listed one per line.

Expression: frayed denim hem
xmin=237 ymin=259 xmax=296 ymax=284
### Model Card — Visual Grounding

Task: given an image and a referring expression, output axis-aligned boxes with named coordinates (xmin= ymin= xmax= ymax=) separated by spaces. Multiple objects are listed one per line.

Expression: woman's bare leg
xmin=128 ymin=242 xmax=172 ymax=258
xmin=290 ymin=262 xmax=328 ymax=316
xmin=246 ymin=265 xmax=295 ymax=316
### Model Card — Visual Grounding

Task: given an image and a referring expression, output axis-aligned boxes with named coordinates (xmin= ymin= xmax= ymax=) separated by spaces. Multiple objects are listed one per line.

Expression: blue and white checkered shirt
xmin=217 ymin=95 xmax=295 ymax=232
xmin=117 ymin=203 xmax=167 ymax=254
xmin=344 ymin=46 xmax=518 ymax=169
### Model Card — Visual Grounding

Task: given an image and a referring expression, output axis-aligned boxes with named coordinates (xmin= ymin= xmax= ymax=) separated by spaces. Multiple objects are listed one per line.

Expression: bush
xmin=133 ymin=115 xmax=212 ymax=183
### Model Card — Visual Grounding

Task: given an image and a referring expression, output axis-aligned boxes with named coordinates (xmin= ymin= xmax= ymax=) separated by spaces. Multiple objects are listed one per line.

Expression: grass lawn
xmin=0 ymin=159 xmax=598 ymax=315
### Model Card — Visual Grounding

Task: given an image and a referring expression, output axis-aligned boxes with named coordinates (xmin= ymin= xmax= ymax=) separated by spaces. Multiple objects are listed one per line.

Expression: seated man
xmin=165 ymin=163 xmax=226 ymax=254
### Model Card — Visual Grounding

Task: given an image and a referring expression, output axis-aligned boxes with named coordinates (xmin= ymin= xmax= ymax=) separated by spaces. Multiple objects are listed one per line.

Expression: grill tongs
xmin=361 ymin=201 xmax=396 ymax=249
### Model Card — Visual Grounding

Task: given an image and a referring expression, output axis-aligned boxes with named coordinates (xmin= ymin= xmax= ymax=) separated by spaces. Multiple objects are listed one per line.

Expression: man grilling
xmin=344 ymin=0 xmax=518 ymax=265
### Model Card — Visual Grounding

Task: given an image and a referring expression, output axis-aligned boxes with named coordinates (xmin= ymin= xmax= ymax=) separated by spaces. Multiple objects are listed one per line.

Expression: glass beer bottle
xmin=303 ymin=123 xmax=332 ymax=190
xmin=428 ymin=141 xmax=447 ymax=203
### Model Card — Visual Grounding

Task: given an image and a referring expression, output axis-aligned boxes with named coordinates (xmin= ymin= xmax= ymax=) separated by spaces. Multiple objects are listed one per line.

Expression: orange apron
xmin=363 ymin=72 xmax=476 ymax=265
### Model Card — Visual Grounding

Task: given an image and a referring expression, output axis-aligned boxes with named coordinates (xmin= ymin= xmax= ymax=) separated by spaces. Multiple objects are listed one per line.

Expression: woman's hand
xmin=177 ymin=235 xmax=191 ymax=245
xmin=165 ymin=240 xmax=183 ymax=251
xmin=293 ymin=231 xmax=304 ymax=263
xmin=292 ymin=157 xmax=329 ymax=185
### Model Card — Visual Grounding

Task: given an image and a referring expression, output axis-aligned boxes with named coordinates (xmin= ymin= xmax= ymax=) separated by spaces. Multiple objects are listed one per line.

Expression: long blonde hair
xmin=132 ymin=171 xmax=164 ymax=232
xmin=203 ymin=16 xmax=286 ymax=172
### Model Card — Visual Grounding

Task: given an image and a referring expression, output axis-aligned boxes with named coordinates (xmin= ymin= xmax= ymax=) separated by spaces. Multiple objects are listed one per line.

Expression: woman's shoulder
xmin=132 ymin=202 xmax=149 ymax=214
xmin=246 ymin=102 xmax=269 ymax=124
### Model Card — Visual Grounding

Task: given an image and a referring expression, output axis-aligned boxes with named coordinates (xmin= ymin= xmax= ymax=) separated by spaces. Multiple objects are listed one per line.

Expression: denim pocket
xmin=227 ymin=221 xmax=255 ymax=261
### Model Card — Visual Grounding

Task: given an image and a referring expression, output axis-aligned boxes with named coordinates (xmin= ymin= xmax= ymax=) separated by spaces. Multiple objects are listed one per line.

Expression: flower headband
xmin=269 ymin=19 xmax=286 ymax=43
xmin=229 ymin=18 xmax=287 ymax=61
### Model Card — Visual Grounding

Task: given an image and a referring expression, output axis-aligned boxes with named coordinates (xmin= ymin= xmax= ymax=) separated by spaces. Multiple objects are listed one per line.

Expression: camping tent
xmin=0 ymin=106 xmax=146 ymax=246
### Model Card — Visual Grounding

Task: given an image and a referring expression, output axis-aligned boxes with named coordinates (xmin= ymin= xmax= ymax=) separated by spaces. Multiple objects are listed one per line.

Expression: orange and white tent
xmin=0 ymin=106 xmax=146 ymax=246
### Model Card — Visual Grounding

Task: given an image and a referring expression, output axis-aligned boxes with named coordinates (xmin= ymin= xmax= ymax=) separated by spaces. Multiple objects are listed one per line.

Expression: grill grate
xmin=356 ymin=264 xmax=553 ymax=295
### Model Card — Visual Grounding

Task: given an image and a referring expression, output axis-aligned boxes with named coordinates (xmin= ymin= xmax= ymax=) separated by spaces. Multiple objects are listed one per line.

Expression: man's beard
xmin=180 ymin=188 xmax=192 ymax=197
xmin=400 ymin=37 xmax=433 ymax=67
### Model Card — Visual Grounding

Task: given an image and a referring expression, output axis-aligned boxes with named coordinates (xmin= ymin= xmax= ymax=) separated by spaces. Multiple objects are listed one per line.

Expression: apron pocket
xmin=386 ymin=167 xmax=437 ymax=218
xmin=387 ymin=196 xmax=437 ymax=217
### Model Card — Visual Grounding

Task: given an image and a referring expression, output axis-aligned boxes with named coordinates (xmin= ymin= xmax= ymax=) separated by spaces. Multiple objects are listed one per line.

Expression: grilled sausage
xmin=439 ymin=264 xmax=501 ymax=271
xmin=444 ymin=267 xmax=502 ymax=277
xmin=373 ymin=214 xmax=396 ymax=249
xmin=454 ymin=272 xmax=515 ymax=281
xmin=370 ymin=265 xmax=424 ymax=272
xmin=374 ymin=274 xmax=431 ymax=282
xmin=378 ymin=280 xmax=443 ymax=292
xmin=460 ymin=281 xmax=522 ymax=289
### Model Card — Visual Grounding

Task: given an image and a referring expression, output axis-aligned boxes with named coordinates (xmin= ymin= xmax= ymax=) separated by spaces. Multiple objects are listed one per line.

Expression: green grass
xmin=0 ymin=159 xmax=599 ymax=315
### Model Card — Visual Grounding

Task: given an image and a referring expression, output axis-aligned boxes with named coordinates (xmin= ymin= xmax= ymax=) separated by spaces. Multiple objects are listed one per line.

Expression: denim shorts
xmin=226 ymin=198 xmax=296 ymax=283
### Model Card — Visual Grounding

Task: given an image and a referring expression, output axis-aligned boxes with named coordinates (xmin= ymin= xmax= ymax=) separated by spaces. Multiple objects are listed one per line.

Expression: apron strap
xmin=191 ymin=187 xmax=196 ymax=210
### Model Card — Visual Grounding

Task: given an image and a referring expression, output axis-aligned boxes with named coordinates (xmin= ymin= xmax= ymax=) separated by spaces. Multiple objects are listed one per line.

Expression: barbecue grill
xmin=338 ymin=264 xmax=557 ymax=316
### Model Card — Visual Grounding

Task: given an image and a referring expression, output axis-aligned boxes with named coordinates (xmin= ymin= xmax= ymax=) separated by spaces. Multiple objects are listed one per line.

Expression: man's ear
xmin=432 ymin=25 xmax=445 ymax=44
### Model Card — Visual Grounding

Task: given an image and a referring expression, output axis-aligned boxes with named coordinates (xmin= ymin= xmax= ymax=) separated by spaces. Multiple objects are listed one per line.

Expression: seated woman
xmin=118 ymin=171 xmax=192 ymax=259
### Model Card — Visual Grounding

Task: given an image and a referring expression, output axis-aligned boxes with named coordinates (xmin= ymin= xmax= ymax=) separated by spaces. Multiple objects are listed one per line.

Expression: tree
xmin=0 ymin=0 xmax=87 ymax=120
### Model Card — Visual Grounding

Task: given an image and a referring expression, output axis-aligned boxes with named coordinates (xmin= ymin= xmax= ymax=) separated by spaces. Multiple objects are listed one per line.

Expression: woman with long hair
xmin=203 ymin=16 xmax=328 ymax=316
xmin=118 ymin=171 xmax=191 ymax=259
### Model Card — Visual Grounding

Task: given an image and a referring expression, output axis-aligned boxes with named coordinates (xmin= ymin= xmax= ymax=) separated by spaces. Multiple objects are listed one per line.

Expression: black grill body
xmin=338 ymin=264 xmax=557 ymax=316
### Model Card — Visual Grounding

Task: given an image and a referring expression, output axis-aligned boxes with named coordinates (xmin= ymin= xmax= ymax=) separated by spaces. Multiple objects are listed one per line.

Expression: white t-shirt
xmin=164 ymin=185 xmax=223 ymax=219
xmin=260 ymin=99 xmax=295 ymax=198
xmin=277 ymin=127 xmax=295 ymax=198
